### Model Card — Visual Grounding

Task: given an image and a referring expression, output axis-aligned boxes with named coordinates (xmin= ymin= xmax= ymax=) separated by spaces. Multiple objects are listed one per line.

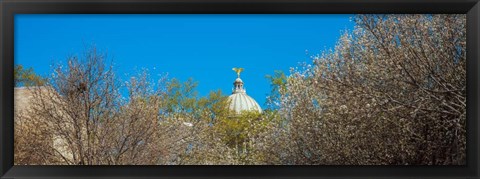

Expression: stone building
xmin=15 ymin=86 xmax=74 ymax=164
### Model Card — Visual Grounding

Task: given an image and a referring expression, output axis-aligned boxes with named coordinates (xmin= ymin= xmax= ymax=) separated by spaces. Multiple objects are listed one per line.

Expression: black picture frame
xmin=1 ymin=0 xmax=479 ymax=178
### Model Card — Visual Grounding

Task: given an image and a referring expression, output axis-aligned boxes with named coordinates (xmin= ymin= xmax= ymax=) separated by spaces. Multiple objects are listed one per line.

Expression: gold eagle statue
xmin=232 ymin=67 xmax=244 ymax=78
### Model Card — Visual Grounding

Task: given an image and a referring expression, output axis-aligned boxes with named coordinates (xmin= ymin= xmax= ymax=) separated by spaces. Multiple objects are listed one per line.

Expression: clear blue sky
xmin=15 ymin=14 xmax=354 ymax=108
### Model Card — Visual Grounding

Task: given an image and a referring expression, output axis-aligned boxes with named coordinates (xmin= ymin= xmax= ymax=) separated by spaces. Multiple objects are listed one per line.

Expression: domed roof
xmin=235 ymin=78 xmax=243 ymax=83
xmin=228 ymin=92 xmax=262 ymax=113
xmin=228 ymin=68 xmax=262 ymax=114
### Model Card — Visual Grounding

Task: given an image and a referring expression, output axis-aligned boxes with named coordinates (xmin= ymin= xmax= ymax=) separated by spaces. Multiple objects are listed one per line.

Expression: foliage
xmin=14 ymin=65 xmax=45 ymax=86
xmin=266 ymin=14 xmax=466 ymax=165
xmin=265 ymin=70 xmax=287 ymax=110
xmin=14 ymin=14 xmax=466 ymax=165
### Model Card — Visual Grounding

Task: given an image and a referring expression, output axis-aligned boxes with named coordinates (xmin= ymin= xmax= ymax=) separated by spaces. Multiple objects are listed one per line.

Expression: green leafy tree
xmin=14 ymin=65 xmax=45 ymax=87
xmin=265 ymin=70 xmax=287 ymax=110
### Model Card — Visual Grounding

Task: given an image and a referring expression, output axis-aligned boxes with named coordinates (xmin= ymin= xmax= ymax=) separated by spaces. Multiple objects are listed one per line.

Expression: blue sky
xmin=15 ymin=14 xmax=354 ymax=108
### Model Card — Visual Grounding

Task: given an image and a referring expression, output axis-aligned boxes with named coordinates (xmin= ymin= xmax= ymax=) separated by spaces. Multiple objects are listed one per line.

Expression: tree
xmin=269 ymin=14 xmax=466 ymax=165
xmin=14 ymin=52 xmax=239 ymax=164
xmin=14 ymin=66 xmax=51 ymax=164
xmin=15 ymin=14 xmax=465 ymax=165
xmin=15 ymin=47 xmax=169 ymax=164
xmin=14 ymin=65 xmax=45 ymax=87
xmin=265 ymin=70 xmax=287 ymax=110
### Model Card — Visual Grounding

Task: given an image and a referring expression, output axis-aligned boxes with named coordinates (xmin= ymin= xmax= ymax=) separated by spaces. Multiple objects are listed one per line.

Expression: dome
xmin=228 ymin=93 xmax=262 ymax=114
xmin=235 ymin=78 xmax=243 ymax=83
xmin=228 ymin=68 xmax=262 ymax=114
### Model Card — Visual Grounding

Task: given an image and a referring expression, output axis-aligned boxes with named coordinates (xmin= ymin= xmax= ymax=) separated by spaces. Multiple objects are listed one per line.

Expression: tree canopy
xmin=14 ymin=14 xmax=466 ymax=165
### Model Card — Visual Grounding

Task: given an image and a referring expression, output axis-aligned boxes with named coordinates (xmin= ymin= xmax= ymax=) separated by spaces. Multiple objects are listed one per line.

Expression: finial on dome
xmin=232 ymin=67 xmax=244 ymax=78
xmin=232 ymin=67 xmax=246 ymax=94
